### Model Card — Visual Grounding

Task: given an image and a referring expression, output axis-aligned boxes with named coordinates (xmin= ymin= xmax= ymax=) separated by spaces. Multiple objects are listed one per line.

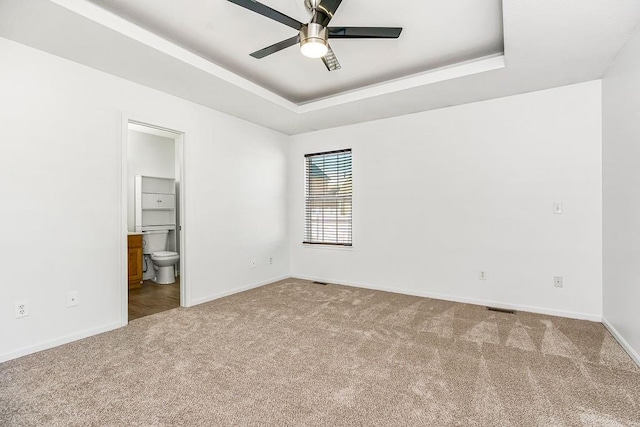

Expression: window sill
xmin=302 ymin=243 xmax=354 ymax=251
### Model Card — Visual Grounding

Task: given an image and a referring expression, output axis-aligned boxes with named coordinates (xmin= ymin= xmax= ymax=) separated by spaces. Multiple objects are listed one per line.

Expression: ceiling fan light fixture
xmin=301 ymin=39 xmax=328 ymax=58
xmin=300 ymin=23 xmax=328 ymax=58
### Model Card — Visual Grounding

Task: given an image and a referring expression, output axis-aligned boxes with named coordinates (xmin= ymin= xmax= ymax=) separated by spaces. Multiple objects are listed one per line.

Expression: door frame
xmin=120 ymin=113 xmax=188 ymax=327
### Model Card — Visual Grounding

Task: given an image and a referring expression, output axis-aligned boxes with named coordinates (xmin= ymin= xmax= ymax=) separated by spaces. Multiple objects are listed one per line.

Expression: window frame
xmin=303 ymin=148 xmax=353 ymax=247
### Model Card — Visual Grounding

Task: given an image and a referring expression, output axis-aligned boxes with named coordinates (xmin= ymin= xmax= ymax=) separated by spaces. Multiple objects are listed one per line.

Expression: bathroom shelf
xmin=135 ymin=176 xmax=176 ymax=232
xmin=142 ymin=193 xmax=175 ymax=210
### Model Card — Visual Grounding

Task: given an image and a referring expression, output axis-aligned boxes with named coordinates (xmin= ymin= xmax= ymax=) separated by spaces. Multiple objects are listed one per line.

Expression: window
xmin=304 ymin=149 xmax=352 ymax=246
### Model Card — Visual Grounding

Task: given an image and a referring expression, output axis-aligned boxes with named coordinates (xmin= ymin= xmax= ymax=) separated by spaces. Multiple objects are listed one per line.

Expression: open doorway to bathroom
xmin=124 ymin=121 xmax=184 ymax=322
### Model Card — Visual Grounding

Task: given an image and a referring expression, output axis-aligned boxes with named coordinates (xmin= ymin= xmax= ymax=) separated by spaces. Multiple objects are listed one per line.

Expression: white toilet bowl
xmin=150 ymin=251 xmax=179 ymax=284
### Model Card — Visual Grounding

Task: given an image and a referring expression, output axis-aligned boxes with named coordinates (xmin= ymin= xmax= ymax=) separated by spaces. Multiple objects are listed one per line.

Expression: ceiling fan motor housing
xmin=300 ymin=23 xmax=328 ymax=50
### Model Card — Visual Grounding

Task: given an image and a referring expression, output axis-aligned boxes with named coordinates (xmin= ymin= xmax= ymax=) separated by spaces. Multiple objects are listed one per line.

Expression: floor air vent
xmin=312 ymin=281 xmax=329 ymax=285
xmin=486 ymin=307 xmax=516 ymax=315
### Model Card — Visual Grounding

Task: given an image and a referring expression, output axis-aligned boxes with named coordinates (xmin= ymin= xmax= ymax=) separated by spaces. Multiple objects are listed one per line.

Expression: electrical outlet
xmin=269 ymin=256 xmax=273 ymax=265
xmin=15 ymin=300 xmax=29 ymax=318
xmin=250 ymin=259 xmax=256 ymax=269
xmin=479 ymin=271 xmax=487 ymax=280
xmin=67 ymin=291 xmax=79 ymax=307
xmin=554 ymin=276 xmax=563 ymax=288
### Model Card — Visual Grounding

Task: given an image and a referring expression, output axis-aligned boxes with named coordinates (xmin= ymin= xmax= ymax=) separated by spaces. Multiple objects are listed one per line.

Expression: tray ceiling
xmin=1 ymin=0 xmax=640 ymax=134
xmin=85 ymin=0 xmax=504 ymax=103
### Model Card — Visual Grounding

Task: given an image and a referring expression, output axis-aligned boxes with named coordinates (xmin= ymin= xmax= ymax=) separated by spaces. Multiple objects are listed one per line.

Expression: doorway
xmin=122 ymin=120 xmax=186 ymax=323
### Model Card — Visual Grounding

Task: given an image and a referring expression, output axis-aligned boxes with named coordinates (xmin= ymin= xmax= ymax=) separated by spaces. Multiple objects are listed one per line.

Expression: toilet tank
xmin=142 ymin=230 xmax=169 ymax=254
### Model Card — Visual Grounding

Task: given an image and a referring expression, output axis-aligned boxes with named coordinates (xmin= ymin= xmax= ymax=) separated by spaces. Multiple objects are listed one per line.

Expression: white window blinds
xmin=304 ymin=149 xmax=352 ymax=246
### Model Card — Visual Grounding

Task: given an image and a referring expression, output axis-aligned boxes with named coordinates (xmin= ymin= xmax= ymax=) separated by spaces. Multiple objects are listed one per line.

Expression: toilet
xmin=142 ymin=230 xmax=179 ymax=284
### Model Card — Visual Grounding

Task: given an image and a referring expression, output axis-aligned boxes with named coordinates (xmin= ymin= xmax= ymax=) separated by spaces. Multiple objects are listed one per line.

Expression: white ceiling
xmin=84 ymin=0 xmax=505 ymax=103
xmin=0 ymin=0 xmax=639 ymax=135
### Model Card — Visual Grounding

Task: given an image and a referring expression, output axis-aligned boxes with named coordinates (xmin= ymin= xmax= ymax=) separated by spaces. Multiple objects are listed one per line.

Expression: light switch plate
xmin=553 ymin=202 xmax=563 ymax=214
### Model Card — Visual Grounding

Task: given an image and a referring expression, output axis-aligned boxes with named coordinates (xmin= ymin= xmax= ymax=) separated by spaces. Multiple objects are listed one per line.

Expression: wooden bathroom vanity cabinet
xmin=128 ymin=234 xmax=143 ymax=288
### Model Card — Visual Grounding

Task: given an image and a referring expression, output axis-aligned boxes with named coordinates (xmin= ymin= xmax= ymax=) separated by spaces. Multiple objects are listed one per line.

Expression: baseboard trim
xmin=189 ymin=275 xmax=290 ymax=307
xmin=0 ymin=321 xmax=121 ymax=364
xmin=602 ymin=317 xmax=640 ymax=367
xmin=292 ymin=274 xmax=602 ymax=322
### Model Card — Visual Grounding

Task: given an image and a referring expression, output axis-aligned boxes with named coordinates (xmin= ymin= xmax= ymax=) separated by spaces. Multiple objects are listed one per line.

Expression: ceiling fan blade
xmin=312 ymin=0 xmax=343 ymax=27
xmin=321 ymin=45 xmax=341 ymax=71
xmin=250 ymin=35 xmax=300 ymax=59
xmin=328 ymin=27 xmax=403 ymax=39
xmin=317 ymin=0 xmax=343 ymax=17
xmin=227 ymin=0 xmax=303 ymax=30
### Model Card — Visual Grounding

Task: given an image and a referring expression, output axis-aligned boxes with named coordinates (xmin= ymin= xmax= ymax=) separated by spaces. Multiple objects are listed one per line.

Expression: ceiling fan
xmin=227 ymin=0 xmax=402 ymax=71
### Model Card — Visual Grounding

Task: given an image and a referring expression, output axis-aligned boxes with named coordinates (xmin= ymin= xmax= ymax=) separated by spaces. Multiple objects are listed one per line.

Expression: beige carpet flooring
xmin=1 ymin=278 xmax=639 ymax=426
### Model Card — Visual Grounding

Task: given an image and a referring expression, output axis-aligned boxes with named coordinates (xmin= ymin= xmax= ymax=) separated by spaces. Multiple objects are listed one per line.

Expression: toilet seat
xmin=151 ymin=251 xmax=178 ymax=258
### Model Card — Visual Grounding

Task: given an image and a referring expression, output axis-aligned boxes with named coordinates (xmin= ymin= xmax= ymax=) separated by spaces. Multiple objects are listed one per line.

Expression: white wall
xmin=602 ymin=28 xmax=640 ymax=364
xmin=0 ymin=34 xmax=610 ymax=363
xmin=290 ymin=81 xmax=603 ymax=320
xmin=127 ymin=130 xmax=175 ymax=232
xmin=0 ymin=38 xmax=290 ymax=362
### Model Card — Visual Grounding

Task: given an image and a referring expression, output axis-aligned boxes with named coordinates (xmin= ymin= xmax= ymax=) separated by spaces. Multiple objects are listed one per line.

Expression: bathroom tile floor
xmin=128 ymin=276 xmax=180 ymax=321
